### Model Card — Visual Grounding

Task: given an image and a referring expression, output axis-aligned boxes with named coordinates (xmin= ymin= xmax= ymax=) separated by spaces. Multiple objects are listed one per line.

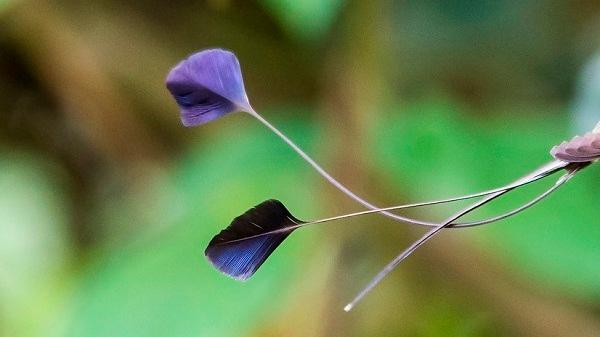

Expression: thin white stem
xmin=344 ymin=189 xmax=510 ymax=312
xmin=249 ymin=110 xmax=390 ymax=213
xmin=247 ymin=109 xmax=568 ymax=228
xmin=216 ymin=163 xmax=579 ymax=246
xmin=458 ymin=170 xmax=577 ymax=228
xmin=308 ymin=164 xmax=557 ymax=226
xmin=342 ymin=163 xmax=584 ymax=312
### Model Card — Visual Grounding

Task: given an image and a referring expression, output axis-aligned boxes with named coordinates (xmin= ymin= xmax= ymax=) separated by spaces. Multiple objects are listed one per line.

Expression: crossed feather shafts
xmin=205 ymin=129 xmax=600 ymax=310
xmin=165 ymin=48 xmax=600 ymax=311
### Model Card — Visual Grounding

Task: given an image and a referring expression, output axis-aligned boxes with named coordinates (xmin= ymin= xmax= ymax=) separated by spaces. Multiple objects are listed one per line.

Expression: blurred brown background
xmin=1 ymin=1 xmax=599 ymax=336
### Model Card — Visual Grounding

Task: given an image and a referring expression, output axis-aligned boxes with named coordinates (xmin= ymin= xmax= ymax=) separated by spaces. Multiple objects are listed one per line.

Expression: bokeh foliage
xmin=0 ymin=1 xmax=599 ymax=337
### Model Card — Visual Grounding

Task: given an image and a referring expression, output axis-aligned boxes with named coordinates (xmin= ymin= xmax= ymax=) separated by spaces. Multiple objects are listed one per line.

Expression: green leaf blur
xmin=1 ymin=1 xmax=599 ymax=337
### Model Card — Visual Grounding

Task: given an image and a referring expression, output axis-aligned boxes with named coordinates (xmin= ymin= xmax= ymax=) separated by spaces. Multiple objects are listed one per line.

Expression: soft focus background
xmin=1 ymin=1 xmax=599 ymax=336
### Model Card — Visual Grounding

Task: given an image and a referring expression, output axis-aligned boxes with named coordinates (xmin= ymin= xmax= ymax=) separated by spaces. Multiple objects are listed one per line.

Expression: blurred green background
xmin=1 ymin=1 xmax=599 ymax=336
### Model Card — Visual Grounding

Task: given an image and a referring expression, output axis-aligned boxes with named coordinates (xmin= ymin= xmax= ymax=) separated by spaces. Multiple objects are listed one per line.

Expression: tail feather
xmin=205 ymin=199 xmax=304 ymax=280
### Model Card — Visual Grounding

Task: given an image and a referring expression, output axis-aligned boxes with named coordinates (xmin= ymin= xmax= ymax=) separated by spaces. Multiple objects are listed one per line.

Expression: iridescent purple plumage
xmin=165 ymin=49 xmax=252 ymax=126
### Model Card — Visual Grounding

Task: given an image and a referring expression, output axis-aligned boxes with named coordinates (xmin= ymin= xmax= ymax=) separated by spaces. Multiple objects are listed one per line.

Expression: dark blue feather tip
xmin=205 ymin=200 xmax=304 ymax=281
xmin=165 ymin=48 xmax=252 ymax=127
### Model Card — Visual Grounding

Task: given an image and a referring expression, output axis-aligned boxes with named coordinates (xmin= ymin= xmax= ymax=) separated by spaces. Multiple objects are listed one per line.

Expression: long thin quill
xmin=343 ymin=164 xmax=585 ymax=311
xmin=250 ymin=107 xmax=568 ymax=229
xmin=205 ymin=163 xmax=578 ymax=282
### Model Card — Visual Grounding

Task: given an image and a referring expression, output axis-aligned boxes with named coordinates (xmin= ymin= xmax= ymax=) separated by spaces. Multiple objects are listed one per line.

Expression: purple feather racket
xmin=166 ymin=49 xmax=599 ymax=311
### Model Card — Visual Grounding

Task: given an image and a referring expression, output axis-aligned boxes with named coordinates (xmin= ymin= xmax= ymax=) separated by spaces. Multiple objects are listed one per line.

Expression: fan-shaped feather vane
xmin=205 ymin=200 xmax=305 ymax=281
xmin=550 ymin=131 xmax=600 ymax=162
xmin=165 ymin=49 xmax=252 ymax=127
